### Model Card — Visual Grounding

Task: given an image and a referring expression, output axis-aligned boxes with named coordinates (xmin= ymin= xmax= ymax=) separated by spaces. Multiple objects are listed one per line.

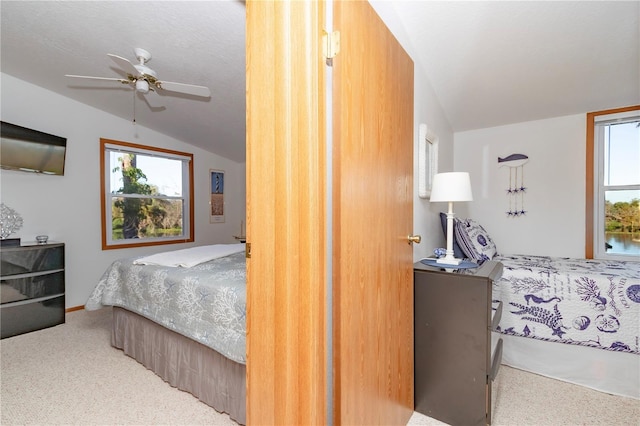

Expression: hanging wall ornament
xmin=498 ymin=154 xmax=529 ymax=217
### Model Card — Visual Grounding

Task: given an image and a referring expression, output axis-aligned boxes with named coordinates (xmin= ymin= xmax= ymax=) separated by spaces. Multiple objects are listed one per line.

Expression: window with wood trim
xmin=586 ymin=106 xmax=640 ymax=259
xmin=100 ymin=138 xmax=194 ymax=250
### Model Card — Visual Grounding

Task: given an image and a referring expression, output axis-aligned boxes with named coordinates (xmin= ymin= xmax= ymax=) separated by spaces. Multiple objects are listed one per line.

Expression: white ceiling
xmin=390 ymin=1 xmax=640 ymax=132
xmin=2 ymin=1 xmax=639 ymax=164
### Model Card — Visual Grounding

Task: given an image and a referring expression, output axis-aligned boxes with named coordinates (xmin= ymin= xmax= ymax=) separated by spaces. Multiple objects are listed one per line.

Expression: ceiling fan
xmin=65 ymin=48 xmax=211 ymax=98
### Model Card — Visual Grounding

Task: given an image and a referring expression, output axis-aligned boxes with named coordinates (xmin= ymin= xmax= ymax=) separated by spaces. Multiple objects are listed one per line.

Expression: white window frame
xmin=100 ymin=138 xmax=194 ymax=250
xmin=592 ymin=110 xmax=640 ymax=260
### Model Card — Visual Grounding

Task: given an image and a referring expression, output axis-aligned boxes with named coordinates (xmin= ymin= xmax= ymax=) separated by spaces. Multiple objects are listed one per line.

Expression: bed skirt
xmin=493 ymin=332 xmax=639 ymax=400
xmin=111 ymin=307 xmax=246 ymax=424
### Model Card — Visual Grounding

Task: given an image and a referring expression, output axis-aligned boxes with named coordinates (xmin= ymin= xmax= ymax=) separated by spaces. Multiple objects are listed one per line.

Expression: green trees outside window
xmin=101 ymin=138 xmax=193 ymax=250
xmin=111 ymin=153 xmax=183 ymax=240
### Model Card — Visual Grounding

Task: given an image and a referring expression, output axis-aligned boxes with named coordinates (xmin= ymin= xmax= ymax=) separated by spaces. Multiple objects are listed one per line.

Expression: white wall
xmin=370 ymin=2 xmax=455 ymax=261
xmin=1 ymin=73 xmax=246 ymax=308
xmin=454 ymin=114 xmax=586 ymax=257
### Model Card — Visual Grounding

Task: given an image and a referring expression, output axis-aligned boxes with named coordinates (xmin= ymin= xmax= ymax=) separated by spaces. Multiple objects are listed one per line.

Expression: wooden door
xmin=246 ymin=0 xmax=414 ymax=424
xmin=245 ymin=1 xmax=327 ymax=425
xmin=332 ymin=1 xmax=415 ymax=425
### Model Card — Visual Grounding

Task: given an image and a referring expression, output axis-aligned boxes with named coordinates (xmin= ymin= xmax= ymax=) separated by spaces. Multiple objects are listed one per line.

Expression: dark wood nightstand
xmin=1 ymin=242 xmax=65 ymax=338
xmin=414 ymin=260 xmax=503 ymax=426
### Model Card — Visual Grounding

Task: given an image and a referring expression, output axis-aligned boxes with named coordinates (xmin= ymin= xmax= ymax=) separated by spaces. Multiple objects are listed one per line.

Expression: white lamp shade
xmin=429 ymin=172 xmax=473 ymax=202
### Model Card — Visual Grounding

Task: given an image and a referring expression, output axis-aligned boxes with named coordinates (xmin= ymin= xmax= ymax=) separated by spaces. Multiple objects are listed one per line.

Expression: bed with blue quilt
xmin=493 ymin=255 xmax=639 ymax=355
xmin=85 ymin=244 xmax=247 ymax=424
xmin=444 ymin=214 xmax=640 ymax=399
xmin=492 ymin=254 xmax=639 ymax=399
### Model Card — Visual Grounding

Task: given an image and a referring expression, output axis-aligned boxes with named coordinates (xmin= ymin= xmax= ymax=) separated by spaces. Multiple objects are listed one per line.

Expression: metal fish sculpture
xmin=499 ymin=153 xmax=529 ymax=217
xmin=498 ymin=153 xmax=529 ymax=167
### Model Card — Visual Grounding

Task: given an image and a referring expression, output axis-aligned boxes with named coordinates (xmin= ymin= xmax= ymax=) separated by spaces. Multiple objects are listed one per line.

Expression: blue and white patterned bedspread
xmin=492 ymin=254 xmax=640 ymax=355
xmin=85 ymin=251 xmax=246 ymax=364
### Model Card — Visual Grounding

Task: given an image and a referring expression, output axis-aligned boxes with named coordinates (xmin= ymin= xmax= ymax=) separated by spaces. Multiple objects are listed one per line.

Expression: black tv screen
xmin=0 ymin=121 xmax=67 ymax=175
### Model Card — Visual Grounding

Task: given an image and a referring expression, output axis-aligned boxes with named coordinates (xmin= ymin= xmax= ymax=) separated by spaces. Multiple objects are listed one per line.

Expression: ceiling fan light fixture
xmin=136 ymin=79 xmax=149 ymax=93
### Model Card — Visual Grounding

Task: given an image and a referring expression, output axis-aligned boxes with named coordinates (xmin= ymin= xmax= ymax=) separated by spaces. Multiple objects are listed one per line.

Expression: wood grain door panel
xmin=246 ymin=1 xmax=326 ymax=424
xmin=246 ymin=1 xmax=414 ymax=424
xmin=333 ymin=1 xmax=415 ymax=424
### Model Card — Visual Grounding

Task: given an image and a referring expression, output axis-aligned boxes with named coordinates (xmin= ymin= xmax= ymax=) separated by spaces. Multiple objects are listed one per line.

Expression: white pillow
xmin=454 ymin=218 xmax=497 ymax=262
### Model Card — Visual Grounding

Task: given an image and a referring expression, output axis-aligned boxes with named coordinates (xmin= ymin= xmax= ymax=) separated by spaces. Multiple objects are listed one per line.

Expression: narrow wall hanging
xmin=498 ymin=154 xmax=529 ymax=217
xmin=210 ymin=169 xmax=225 ymax=223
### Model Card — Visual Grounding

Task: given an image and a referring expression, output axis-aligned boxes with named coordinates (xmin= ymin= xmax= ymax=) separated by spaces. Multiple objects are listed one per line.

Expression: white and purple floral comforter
xmin=492 ymin=254 xmax=640 ymax=355
xmin=85 ymin=251 xmax=246 ymax=364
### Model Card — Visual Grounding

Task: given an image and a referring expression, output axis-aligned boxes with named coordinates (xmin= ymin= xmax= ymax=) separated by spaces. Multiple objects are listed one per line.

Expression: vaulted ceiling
xmin=1 ymin=1 xmax=246 ymax=162
xmin=2 ymin=1 xmax=638 ymax=163
xmin=390 ymin=1 xmax=639 ymax=132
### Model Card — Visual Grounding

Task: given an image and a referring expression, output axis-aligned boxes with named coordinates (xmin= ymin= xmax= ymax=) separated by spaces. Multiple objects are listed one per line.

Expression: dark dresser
xmin=414 ymin=260 xmax=503 ymax=426
xmin=1 ymin=242 xmax=65 ymax=338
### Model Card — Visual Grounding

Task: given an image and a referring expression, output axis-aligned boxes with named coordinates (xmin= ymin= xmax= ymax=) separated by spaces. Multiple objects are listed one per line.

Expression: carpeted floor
xmin=1 ymin=307 xmax=638 ymax=425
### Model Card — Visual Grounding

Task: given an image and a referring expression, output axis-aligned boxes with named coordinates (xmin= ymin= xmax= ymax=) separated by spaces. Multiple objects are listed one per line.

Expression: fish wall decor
xmin=498 ymin=153 xmax=529 ymax=217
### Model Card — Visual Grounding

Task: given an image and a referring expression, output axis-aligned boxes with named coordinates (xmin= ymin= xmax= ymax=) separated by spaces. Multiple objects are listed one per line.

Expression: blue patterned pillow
xmin=454 ymin=218 xmax=497 ymax=262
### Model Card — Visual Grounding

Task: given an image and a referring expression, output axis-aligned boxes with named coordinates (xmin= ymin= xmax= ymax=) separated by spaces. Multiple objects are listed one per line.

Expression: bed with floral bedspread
xmin=85 ymin=248 xmax=247 ymax=364
xmin=492 ymin=254 xmax=640 ymax=355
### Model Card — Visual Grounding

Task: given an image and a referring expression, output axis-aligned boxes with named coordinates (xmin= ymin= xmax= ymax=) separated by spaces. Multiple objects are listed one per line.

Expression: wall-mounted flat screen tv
xmin=0 ymin=121 xmax=67 ymax=175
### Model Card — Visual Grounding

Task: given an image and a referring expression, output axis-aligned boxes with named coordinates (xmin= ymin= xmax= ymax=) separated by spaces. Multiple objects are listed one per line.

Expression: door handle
xmin=407 ymin=234 xmax=421 ymax=245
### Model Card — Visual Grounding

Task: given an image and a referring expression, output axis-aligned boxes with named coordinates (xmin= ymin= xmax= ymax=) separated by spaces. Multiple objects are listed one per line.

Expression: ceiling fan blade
xmin=156 ymin=81 xmax=211 ymax=98
xmin=65 ymin=74 xmax=130 ymax=84
xmin=139 ymin=92 xmax=166 ymax=112
xmin=107 ymin=53 xmax=140 ymax=76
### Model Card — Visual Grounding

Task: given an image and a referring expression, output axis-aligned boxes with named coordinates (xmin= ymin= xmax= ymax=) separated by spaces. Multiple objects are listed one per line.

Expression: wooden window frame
xmin=100 ymin=138 xmax=194 ymax=250
xmin=585 ymin=105 xmax=640 ymax=258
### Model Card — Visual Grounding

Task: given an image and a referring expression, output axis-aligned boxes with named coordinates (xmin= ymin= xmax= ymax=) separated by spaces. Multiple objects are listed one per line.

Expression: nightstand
xmin=414 ymin=260 xmax=503 ymax=426
xmin=1 ymin=242 xmax=65 ymax=338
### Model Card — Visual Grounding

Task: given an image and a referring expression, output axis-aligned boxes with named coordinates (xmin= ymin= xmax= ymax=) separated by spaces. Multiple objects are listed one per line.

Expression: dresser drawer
xmin=490 ymin=338 xmax=503 ymax=381
xmin=491 ymin=301 xmax=503 ymax=331
xmin=487 ymin=337 xmax=503 ymax=425
xmin=0 ymin=243 xmax=65 ymax=339
xmin=0 ymin=244 xmax=64 ymax=276
xmin=1 ymin=271 xmax=65 ymax=304
xmin=0 ymin=294 xmax=65 ymax=338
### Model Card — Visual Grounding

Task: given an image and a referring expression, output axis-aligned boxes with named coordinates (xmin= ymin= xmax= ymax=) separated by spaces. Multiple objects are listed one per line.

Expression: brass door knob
xmin=407 ymin=234 xmax=421 ymax=245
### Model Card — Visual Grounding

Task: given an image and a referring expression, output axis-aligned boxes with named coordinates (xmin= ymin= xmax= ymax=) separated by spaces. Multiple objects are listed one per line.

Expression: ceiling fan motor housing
xmin=135 ymin=64 xmax=157 ymax=78
xmin=132 ymin=48 xmax=156 ymax=93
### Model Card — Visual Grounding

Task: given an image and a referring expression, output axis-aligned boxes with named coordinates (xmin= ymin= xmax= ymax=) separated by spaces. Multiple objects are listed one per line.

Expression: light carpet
xmin=1 ymin=308 xmax=638 ymax=425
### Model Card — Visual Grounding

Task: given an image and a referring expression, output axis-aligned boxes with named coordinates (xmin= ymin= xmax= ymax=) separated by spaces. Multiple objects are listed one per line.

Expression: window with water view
xmin=595 ymin=112 xmax=640 ymax=259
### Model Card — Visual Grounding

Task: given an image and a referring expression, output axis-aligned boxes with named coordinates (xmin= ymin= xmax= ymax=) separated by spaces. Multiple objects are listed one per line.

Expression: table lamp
xmin=429 ymin=172 xmax=473 ymax=265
